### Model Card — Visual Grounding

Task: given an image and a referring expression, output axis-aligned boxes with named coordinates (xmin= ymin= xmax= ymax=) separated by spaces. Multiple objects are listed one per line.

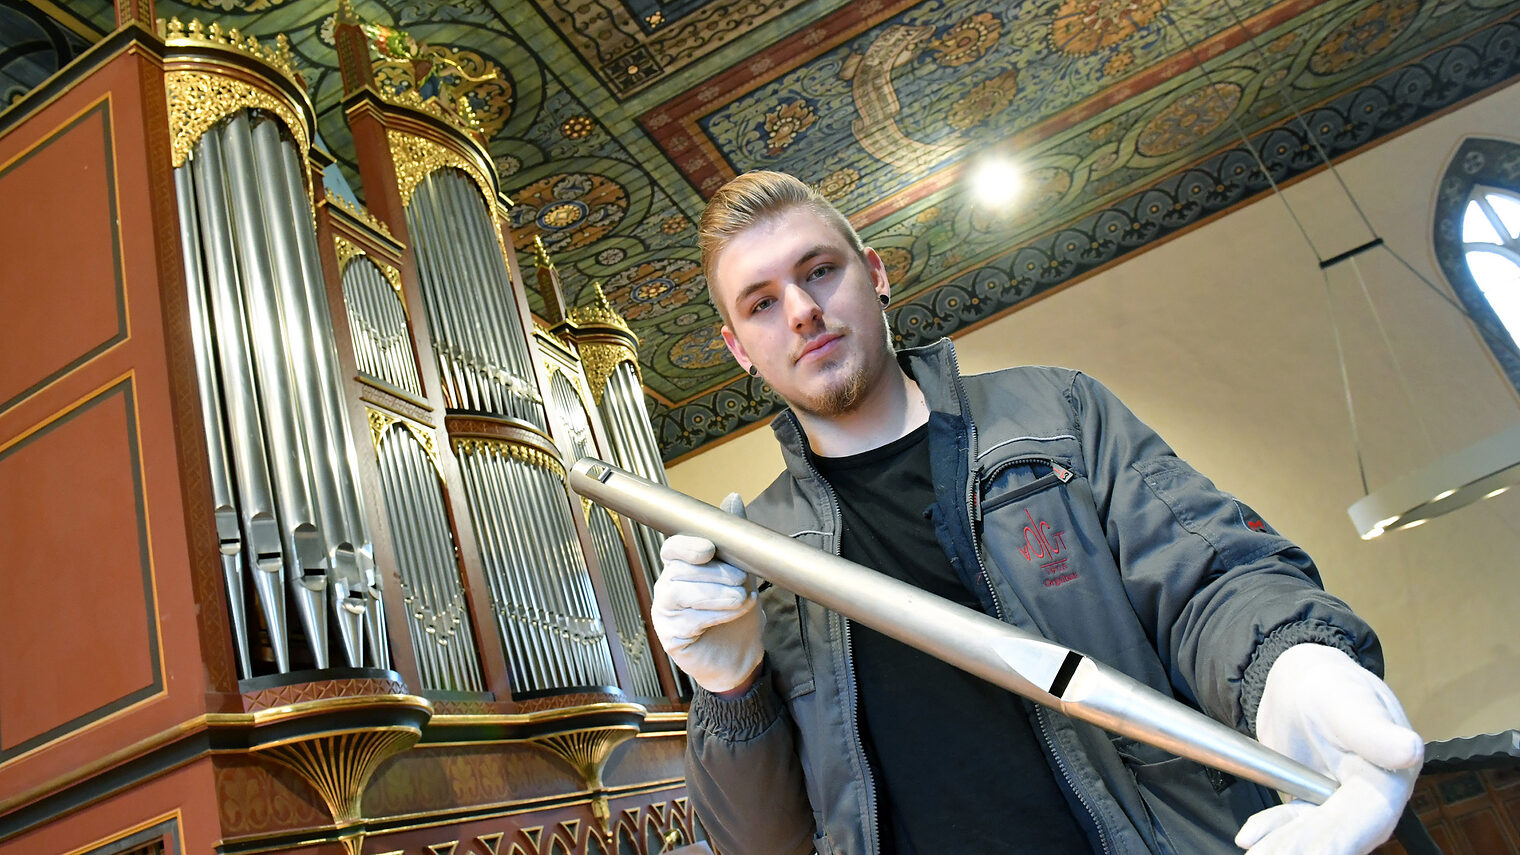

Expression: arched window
xmin=1434 ymin=139 xmax=1520 ymax=394
xmin=1460 ymin=186 xmax=1520 ymax=339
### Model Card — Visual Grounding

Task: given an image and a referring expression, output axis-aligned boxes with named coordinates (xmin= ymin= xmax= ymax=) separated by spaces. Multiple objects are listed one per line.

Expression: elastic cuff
xmin=1240 ymin=620 xmax=1361 ymax=734
xmin=689 ymin=670 xmax=783 ymax=742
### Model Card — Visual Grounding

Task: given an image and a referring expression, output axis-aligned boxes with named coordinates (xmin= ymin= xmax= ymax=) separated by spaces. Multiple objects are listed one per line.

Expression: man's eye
xmin=807 ymin=264 xmax=835 ymax=281
xmin=750 ymin=297 xmax=774 ymax=314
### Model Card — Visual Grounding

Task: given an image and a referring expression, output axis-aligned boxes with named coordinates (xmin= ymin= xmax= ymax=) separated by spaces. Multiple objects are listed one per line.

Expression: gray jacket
xmin=686 ymin=339 xmax=1382 ymax=855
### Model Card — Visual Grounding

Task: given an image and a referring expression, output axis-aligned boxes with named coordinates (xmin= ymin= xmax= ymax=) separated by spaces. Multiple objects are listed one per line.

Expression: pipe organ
xmin=0 ymin=5 xmax=699 ymax=854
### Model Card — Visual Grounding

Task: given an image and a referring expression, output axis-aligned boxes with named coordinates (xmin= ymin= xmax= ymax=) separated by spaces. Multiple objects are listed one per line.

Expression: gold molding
xmin=325 ymin=189 xmax=397 ymax=242
xmin=164 ymin=70 xmax=309 ymax=169
xmin=453 ymin=436 xmax=565 ymax=479
xmin=387 ymin=129 xmax=493 ymax=210
xmin=528 ymin=725 xmax=639 ymax=840
xmin=159 ymin=17 xmax=304 ymax=93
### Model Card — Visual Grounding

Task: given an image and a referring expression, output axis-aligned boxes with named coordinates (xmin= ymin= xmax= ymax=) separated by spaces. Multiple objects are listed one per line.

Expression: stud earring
xmin=748 ymin=365 xmax=759 ymax=376
xmin=879 ymin=293 xmax=890 ymax=307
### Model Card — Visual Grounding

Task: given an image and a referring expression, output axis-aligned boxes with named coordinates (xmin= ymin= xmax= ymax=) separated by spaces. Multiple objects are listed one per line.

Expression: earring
xmin=748 ymin=365 xmax=759 ymax=376
xmin=879 ymin=293 xmax=890 ymax=307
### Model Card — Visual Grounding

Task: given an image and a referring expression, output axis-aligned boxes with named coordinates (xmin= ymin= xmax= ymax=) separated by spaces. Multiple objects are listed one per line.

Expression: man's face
xmin=711 ymin=206 xmax=894 ymax=418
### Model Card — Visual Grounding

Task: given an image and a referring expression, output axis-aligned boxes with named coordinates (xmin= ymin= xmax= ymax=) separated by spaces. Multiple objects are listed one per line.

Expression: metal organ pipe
xmin=586 ymin=505 xmax=662 ymax=697
xmin=404 ymin=169 xmax=543 ymax=425
xmin=183 ymin=122 xmax=291 ymax=674
xmin=375 ymin=426 xmax=482 ymax=692
xmin=547 ymin=373 xmax=659 ymax=696
xmin=342 ymin=258 xmax=422 ymax=399
xmin=174 ymin=165 xmax=254 ymax=680
xmin=173 ymin=109 xmax=389 ymax=675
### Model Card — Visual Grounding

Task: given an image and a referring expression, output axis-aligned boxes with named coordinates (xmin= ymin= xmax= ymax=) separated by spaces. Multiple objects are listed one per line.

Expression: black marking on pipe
xmin=1049 ymin=650 xmax=1084 ymax=697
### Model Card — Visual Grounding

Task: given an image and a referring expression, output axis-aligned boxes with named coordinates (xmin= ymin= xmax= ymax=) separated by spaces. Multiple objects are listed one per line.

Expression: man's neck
xmin=796 ymin=366 xmax=930 ymax=458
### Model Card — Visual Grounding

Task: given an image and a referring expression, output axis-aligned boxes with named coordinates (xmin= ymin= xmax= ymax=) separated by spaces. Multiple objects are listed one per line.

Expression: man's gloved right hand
xmin=652 ymin=492 xmax=764 ymax=694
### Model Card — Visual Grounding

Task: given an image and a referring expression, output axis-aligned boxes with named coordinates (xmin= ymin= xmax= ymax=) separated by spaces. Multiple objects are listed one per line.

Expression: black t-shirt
xmin=811 ymin=425 xmax=1092 ymax=854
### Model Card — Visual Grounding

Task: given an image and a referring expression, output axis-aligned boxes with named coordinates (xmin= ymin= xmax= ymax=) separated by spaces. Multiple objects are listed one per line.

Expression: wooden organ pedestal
xmin=0 ymin=9 xmax=699 ymax=855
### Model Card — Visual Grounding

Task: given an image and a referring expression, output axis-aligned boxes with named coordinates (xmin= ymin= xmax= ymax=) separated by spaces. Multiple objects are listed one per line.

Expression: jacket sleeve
xmin=685 ymin=662 xmax=816 ymax=855
xmin=1066 ymin=372 xmax=1384 ymax=734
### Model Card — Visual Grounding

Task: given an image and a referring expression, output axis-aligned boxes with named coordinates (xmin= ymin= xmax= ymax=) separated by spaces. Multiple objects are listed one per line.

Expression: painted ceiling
xmin=6 ymin=0 xmax=1520 ymax=460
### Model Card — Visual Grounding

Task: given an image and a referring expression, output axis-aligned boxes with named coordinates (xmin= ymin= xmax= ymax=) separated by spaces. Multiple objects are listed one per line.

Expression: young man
xmin=653 ymin=171 xmax=1422 ymax=855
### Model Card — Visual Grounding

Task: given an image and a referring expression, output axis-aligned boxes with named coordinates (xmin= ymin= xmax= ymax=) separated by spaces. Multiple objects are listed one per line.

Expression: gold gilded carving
xmin=164 ymin=70 xmax=309 ymax=168
xmin=425 ymin=842 xmax=458 ymax=855
xmin=475 ymin=832 xmax=504 ymax=855
xmin=577 ymin=343 xmax=638 ymax=406
xmin=254 ymin=727 xmax=420 ymax=855
xmin=334 ymin=235 xmax=364 ymax=272
xmin=325 ymin=189 xmax=396 ymax=241
xmin=387 ymin=129 xmax=494 ymax=210
xmin=159 ymin=17 xmax=304 ymax=92
xmin=568 ymin=281 xmax=632 ymax=335
xmin=528 ymin=725 xmax=638 ymax=840
xmin=368 ymin=408 xmax=400 ymax=451
xmin=452 ymin=437 xmax=565 ymax=479
xmin=403 ymin=422 xmax=445 ymax=482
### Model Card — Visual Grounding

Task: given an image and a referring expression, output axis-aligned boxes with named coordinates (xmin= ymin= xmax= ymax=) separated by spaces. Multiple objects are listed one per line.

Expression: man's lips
xmin=795 ymin=332 xmax=842 ymax=363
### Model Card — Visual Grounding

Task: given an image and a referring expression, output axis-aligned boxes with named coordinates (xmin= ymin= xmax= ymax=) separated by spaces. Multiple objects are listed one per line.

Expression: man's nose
xmin=783 ymin=284 xmax=823 ymax=330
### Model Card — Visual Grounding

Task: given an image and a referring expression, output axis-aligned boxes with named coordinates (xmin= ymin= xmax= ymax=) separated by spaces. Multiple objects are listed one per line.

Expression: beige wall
xmin=667 ymin=81 xmax=1520 ymax=741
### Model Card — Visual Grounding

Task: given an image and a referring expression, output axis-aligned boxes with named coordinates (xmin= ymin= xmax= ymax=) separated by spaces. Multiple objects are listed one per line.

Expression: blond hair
xmin=698 ymin=171 xmax=865 ymax=316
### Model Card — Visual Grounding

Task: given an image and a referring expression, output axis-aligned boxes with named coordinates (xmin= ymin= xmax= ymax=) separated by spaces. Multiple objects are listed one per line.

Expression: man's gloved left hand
xmin=1237 ymin=643 xmax=1424 ymax=855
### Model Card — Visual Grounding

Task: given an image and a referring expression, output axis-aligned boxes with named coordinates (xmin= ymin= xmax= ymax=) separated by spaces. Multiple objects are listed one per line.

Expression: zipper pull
xmin=1052 ymin=463 xmax=1074 ymax=483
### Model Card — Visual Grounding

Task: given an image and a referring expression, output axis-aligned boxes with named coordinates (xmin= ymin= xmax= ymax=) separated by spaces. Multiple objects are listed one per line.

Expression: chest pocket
xmin=976 ymin=450 xmax=1088 ymax=590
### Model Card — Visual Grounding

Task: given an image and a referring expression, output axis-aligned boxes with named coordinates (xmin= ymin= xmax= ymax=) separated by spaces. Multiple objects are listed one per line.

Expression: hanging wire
xmin=1213 ymin=0 xmax=1520 ymax=364
xmin=1137 ymin=6 xmax=1374 ymax=491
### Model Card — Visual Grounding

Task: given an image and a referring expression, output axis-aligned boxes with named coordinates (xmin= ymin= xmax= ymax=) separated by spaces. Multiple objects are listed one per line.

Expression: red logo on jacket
xmin=1019 ymin=509 xmax=1078 ymax=587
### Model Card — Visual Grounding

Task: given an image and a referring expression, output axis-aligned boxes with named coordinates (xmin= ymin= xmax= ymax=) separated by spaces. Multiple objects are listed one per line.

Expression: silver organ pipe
xmin=374 ymin=424 xmax=483 ymax=692
xmin=173 ymin=108 xmax=388 ymax=674
xmin=406 ymin=169 xmax=543 ymax=425
xmin=454 ymin=439 xmax=616 ymax=693
xmin=597 ymin=361 xmax=670 ymax=588
xmin=341 ymin=257 xmax=423 ymax=398
xmin=585 ymin=505 xmax=662 ymax=697
xmin=595 ymin=360 xmax=690 ymax=694
xmin=547 ymin=373 xmax=661 ymax=698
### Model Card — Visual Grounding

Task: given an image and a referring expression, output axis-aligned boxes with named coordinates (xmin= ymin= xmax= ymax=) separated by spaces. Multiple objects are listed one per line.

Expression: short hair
xmin=698 ymin=171 xmax=865 ymax=317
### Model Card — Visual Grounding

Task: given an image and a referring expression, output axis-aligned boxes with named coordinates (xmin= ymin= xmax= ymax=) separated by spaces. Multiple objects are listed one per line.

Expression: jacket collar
xmin=769 ymin=337 xmax=964 ymax=478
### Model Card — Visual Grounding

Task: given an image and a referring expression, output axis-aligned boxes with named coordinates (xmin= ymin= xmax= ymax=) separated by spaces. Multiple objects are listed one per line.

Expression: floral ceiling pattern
xmin=10 ymin=0 xmax=1520 ymax=460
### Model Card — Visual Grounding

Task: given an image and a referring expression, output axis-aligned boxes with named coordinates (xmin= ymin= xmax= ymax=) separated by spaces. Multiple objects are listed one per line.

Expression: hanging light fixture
xmin=1150 ymin=3 xmax=1520 ymax=539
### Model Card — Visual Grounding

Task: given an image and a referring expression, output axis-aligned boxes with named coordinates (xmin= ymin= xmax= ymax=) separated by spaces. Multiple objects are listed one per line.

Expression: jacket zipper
xmin=797 ymin=431 xmax=880 ymax=855
xmin=1037 ymin=705 xmax=1113 ymax=855
xmin=946 ymin=346 xmax=1111 ymax=854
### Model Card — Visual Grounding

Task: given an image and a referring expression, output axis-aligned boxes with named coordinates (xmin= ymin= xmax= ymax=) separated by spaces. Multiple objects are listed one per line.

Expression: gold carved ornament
xmin=369 ymin=408 xmax=445 ymax=482
xmin=159 ymin=17 xmax=304 ymax=91
xmin=334 ymin=234 xmax=365 ymax=272
xmin=164 ymin=70 xmax=310 ymax=169
xmin=452 ymin=437 xmax=565 ymax=480
xmin=526 ymin=724 xmax=639 ymax=840
xmin=576 ymin=343 xmax=639 ymax=407
xmin=253 ymin=726 xmax=421 ymax=855
xmin=387 ymin=129 xmax=495 ymax=210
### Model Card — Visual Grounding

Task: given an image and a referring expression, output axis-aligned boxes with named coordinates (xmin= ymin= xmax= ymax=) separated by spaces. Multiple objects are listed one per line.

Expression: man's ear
xmin=863 ymin=246 xmax=891 ymax=304
xmin=720 ymin=324 xmax=752 ymax=374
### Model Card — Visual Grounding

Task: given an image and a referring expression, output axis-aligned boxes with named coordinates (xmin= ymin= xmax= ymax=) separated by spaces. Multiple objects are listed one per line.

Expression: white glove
xmin=1237 ymin=643 xmax=1424 ymax=855
xmin=651 ymin=493 xmax=764 ymax=694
